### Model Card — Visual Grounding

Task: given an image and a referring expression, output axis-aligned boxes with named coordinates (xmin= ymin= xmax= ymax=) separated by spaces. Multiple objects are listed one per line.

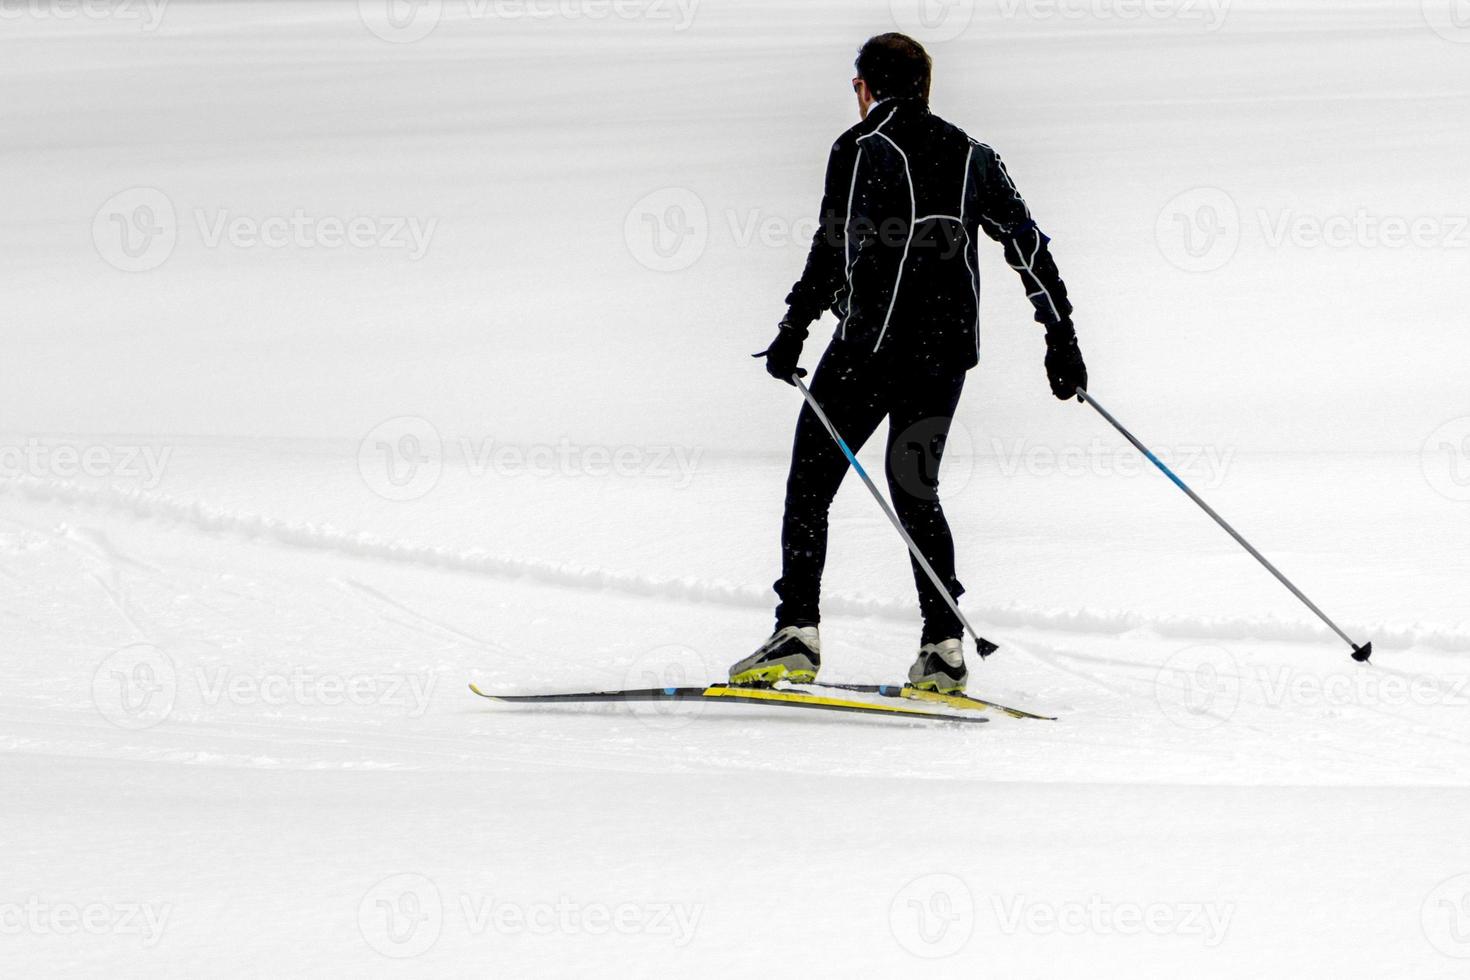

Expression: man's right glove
xmin=752 ymin=318 xmax=809 ymax=386
xmin=1044 ymin=321 xmax=1088 ymax=401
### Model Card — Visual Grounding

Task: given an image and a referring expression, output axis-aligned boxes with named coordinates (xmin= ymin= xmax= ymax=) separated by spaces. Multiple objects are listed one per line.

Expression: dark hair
xmin=855 ymin=33 xmax=932 ymax=102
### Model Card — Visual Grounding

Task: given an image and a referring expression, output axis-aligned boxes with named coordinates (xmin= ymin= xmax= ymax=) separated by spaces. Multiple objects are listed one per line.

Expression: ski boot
xmin=729 ymin=626 xmax=820 ymax=687
xmin=908 ymin=638 xmax=967 ymax=694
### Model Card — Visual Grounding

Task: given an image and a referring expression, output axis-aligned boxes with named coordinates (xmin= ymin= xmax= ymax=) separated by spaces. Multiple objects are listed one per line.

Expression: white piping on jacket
xmin=867 ymin=130 xmax=915 ymax=353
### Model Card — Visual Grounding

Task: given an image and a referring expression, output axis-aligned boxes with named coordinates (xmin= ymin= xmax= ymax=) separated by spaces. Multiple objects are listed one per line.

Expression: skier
xmin=731 ymin=33 xmax=1087 ymax=694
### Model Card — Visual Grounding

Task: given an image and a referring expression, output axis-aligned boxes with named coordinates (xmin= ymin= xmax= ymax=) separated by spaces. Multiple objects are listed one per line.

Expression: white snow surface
xmin=3 ymin=1 xmax=1470 ymax=976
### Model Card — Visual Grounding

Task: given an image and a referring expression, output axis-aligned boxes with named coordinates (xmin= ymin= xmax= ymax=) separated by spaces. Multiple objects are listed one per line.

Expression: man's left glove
xmin=1044 ymin=321 xmax=1088 ymax=401
xmin=752 ymin=318 xmax=809 ymax=386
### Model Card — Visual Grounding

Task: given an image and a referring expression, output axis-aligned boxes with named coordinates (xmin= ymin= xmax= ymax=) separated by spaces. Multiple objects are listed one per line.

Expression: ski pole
xmin=1075 ymin=388 xmax=1372 ymax=663
xmin=793 ymin=375 xmax=998 ymax=659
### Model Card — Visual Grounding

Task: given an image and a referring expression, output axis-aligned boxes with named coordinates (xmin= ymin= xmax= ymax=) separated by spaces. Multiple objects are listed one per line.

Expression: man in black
xmin=730 ymin=34 xmax=1087 ymax=694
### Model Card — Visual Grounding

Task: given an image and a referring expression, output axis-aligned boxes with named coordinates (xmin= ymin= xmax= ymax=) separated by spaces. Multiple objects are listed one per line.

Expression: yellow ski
xmin=469 ymin=682 xmax=988 ymax=725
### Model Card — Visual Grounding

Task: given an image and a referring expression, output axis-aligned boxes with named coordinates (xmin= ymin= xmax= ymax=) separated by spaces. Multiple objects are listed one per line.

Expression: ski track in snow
xmin=20 ymin=475 xmax=1464 ymax=788
xmin=6 ymin=476 xmax=1466 ymax=654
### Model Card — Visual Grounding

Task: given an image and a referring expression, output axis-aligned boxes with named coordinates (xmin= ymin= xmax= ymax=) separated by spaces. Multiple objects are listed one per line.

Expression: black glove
xmin=752 ymin=319 xmax=809 ymax=386
xmin=1044 ymin=321 xmax=1087 ymax=401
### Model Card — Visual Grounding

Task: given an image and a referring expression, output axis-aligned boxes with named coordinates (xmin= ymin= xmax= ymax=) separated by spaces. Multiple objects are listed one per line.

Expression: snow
xmin=3 ymin=0 xmax=1470 ymax=976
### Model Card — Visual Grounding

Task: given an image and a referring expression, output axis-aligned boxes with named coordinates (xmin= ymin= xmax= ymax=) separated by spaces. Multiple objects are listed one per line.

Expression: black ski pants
xmin=773 ymin=343 xmax=967 ymax=644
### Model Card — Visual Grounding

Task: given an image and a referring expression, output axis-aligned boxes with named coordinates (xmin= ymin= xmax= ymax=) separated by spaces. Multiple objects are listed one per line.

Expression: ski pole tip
xmin=975 ymin=637 xmax=999 ymax=659
xmin=1352 ymin=642 xmax=1373 ymax=663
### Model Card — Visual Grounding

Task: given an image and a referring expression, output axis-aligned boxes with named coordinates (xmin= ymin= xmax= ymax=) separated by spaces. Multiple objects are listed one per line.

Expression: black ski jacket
xmin=784 ymin=97 xmax=1072 ymax=369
